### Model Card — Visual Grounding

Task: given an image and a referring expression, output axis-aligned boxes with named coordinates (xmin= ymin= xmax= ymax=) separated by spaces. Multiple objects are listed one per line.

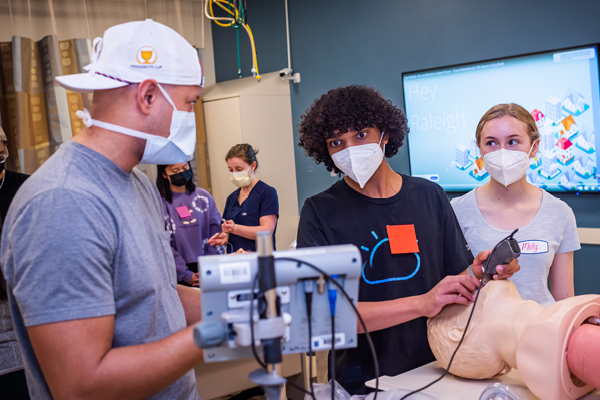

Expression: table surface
xmin=365 ymin=361 xmax=600 ymax=400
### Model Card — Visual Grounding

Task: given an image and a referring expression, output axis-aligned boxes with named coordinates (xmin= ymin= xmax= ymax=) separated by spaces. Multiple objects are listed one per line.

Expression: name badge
xmin=518 ymin=240 xmax=549 ymax=254
xmin=176 ymin=206 xmax=191 ymax=219
xmin=386 ymin=224 xmax=419 ymax=254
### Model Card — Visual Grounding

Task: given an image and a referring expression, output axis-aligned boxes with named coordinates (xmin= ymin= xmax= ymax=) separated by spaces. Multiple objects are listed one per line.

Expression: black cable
xmin=250 ymin=272 xmax=267 ymax=369
xmin=276 ymin=257 xmax=379 ymax=400
xmin=330 ymin=314 xmax=335 ymax=400
xmin=398 ymin=264 xmax=488 ymax=400
xmin=250 ymin=271 xmax=316 ymax=399
xmin=305 ymin=289 xmax=316 ymax=400
xmin=400 ymin=231 xmax=517 ymax=399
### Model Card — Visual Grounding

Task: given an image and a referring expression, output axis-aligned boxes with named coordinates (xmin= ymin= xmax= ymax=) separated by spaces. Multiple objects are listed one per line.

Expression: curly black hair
xmin=298 ymin=85 xmax=409 ymax=173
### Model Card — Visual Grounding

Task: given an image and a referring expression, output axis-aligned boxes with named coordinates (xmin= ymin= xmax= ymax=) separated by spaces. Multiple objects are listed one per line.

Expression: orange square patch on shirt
xmin=386 ymin=224 xmax=419 ymax=254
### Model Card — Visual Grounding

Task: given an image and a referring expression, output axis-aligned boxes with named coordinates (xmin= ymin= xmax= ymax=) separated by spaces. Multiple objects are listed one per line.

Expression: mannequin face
xmin=427 ymin=280 xmax=537 ymax=379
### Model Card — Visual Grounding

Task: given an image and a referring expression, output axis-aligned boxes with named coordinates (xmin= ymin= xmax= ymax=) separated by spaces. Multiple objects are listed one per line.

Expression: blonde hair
xmin=475 ymin=103 xmax=539 ymax=147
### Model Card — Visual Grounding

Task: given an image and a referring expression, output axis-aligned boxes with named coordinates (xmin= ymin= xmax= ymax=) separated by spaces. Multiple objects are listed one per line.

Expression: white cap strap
xmin=157 ymin=84 xmax=177 ymax=110
xmin=75 ymin=108 xmax=169 ymax=144
xmin=76 ymin=109 xmax=93 ymax=127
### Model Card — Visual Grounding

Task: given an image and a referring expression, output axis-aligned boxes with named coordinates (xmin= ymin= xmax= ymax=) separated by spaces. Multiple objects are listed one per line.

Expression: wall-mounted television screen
xmin=403 ymin=45 xmax=600 ymax=192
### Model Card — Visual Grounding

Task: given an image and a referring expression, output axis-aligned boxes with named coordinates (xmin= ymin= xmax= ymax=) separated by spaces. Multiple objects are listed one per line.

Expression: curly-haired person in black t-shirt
xmin=296 ymin=85 xmax=521 ymax=394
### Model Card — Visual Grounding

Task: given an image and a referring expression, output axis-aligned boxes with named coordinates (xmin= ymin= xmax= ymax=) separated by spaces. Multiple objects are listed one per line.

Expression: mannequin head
xmin=427 ymin=280 xmax=543 ymax=379
xmin=428 ymin=282 xmax=600 ymax=400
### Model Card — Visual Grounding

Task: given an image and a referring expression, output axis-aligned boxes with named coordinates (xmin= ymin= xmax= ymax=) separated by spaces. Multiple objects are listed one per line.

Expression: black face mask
xmin=0 ymin=159 xmax=5 ymax=173
xmin=169 ymin=169 xmax=192 ymax=187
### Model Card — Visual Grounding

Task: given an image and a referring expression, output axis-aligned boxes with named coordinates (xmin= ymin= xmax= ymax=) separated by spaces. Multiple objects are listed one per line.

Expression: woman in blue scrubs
xmin=217 ymin=144 xmax=278 ymax=252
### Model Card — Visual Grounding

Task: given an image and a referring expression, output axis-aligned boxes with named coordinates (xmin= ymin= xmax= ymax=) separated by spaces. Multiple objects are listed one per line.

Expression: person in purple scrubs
xmin=157 ymin=162 xmax=223 ymax=286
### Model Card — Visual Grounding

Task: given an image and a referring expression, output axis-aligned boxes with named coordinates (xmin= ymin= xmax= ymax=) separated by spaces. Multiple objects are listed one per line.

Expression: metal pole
xmin=255 ymin=231 xmax=285 ymax=400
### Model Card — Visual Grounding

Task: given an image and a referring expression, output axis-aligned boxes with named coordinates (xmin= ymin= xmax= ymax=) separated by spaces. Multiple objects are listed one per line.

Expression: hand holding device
xmin=482 ymin=229 xmax=521 ymax=284
xmin=222 ymin=220 xmax=235 ymax=234
xmin=208 ymin=219 xmax=229 ymax=247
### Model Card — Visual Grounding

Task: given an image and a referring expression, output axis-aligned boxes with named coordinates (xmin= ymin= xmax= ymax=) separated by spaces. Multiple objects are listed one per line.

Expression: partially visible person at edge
xmin=0 ymin=127 xmax=29 ymax=222
xmin=0 ymin=243 xmax=29 ymax=400
xmin=295 ymin=85 xmax=520 ymax=394
xmin=157 ymin=161 xmax=224 ymax=286
xmin=1 ymin=20 xmax=205 ymax=399
xmin=210 ymin=144 xmax=278 ymax=252
xmin=451 ymin=103 xmax=580 ymax=307
xmin=0 ymin=127 xmax=30 ymax=400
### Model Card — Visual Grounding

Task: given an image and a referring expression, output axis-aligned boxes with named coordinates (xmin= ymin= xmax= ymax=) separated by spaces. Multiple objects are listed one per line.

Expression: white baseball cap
xmin=56 ymin=19 xmax=204 ymax=93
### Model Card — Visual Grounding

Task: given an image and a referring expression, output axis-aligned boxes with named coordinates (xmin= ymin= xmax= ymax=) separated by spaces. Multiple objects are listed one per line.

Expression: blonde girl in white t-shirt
xmin=451 ymin=103 xmax=580 ymax=306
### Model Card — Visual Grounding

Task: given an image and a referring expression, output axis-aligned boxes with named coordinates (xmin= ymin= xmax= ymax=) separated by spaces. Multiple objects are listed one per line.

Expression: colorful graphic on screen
xmin=403 ymin=46 xmax=600 ymax=192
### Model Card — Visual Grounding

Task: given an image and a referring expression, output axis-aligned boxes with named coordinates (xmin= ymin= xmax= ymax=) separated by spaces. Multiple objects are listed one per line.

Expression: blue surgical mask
xmin=76 ymin=84 xmax=196 ymax=165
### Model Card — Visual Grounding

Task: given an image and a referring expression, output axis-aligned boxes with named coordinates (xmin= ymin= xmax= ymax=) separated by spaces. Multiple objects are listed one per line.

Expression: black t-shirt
xmin=0 ymin=170 xmax=29 ymax=222
xmin=296 ymin=174 xmax=473 ymax=394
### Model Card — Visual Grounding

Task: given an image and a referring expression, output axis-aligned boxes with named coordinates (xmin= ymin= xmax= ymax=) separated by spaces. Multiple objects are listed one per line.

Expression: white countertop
xmin=365 ymin=361 xmax=600 ymax=400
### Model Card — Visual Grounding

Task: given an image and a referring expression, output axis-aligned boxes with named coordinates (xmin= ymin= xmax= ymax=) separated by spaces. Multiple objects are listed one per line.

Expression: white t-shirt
xmin=451 ymin=189 xmax=580 ymax=307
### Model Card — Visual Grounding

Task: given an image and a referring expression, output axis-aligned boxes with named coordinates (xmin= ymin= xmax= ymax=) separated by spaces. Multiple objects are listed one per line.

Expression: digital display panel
xmin=403 ymin=45 xmax=600 ymax=192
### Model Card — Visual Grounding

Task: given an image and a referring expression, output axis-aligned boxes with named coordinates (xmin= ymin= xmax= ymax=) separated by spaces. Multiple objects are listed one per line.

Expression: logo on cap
xmin=137 ymin=46 xmax=157 ymax=64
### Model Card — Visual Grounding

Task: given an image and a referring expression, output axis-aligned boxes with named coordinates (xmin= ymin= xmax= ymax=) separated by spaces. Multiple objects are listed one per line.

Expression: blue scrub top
xmin=223 ymin=180 xmax=279 ymax=252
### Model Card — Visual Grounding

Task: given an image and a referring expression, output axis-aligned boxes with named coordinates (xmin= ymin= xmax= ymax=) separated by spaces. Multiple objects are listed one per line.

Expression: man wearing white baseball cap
xmin=1 ymin=20 xmax=205 ymax=399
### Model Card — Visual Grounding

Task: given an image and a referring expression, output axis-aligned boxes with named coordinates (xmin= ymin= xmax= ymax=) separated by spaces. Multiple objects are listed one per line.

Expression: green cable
xmin=235 ymin=0 xmax=243 ymax=77
xmin=236 ymin=28 xmax=242 ymax=78
xmin=221 ymin=0 xmax=244 ymax=77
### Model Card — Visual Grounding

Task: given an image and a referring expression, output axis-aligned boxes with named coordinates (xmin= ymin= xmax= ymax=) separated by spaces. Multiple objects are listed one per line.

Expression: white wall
xmin=240 ymin=94 xmax=299 ymax=250
xmin=203 ymin=97 xmax=243 ymax=213
xmin=202 ymin=73 xmax=300 ymax=251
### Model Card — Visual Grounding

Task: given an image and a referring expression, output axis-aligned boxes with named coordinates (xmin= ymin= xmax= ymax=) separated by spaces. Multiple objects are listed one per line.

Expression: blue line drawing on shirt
xmin=371 ymin=231 xmax=378 ymax=240
xmin=361 ymin=231 xmax=420 ymax=285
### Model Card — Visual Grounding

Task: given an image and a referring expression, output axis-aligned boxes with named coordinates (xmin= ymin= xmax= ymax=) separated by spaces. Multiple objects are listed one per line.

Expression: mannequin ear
xmin=448 ymin=327 xmax=463 ymax=342
xmin=449 ymin=322 xmax=474 ymax=342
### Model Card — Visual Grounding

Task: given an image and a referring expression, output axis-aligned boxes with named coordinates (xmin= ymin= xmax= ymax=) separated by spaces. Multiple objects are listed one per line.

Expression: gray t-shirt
xmin=0 ymin=141 xmax=199 ymax=399
xmin=451 ymin=189 xmax=580 ymax=307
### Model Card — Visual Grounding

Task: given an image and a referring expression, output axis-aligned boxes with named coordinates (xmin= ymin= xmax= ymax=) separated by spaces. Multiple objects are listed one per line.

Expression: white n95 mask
xmin=331 ymin=133 xmax=385 ymax=188
xmin=483 ymin=144 xmax=534 ymax=187
xmin=230 ymin=167 xmax=254 ymax=188
xmin=76 ymin=84 xmax=196 ymax=165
